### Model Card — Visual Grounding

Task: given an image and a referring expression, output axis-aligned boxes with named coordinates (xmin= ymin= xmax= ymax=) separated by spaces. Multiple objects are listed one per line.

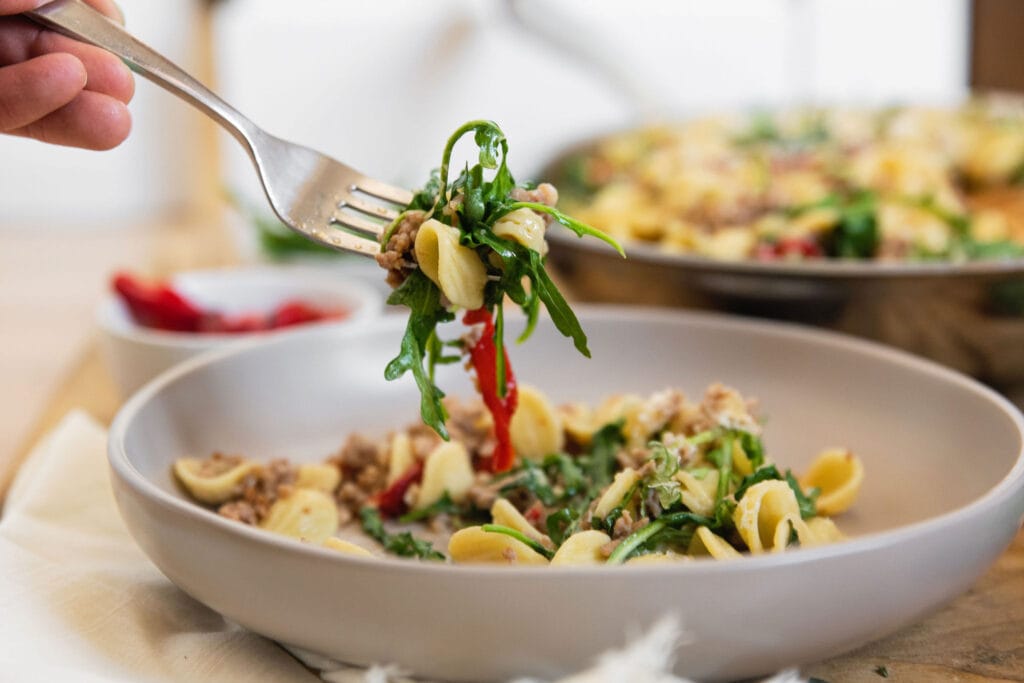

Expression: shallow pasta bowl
xmin=107 ymin=309 xmax=1024 ymax=682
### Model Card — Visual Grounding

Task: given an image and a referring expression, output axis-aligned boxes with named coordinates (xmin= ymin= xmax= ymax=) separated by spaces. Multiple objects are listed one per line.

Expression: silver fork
xmin=25 ymin=0 xmax=412 ymax=257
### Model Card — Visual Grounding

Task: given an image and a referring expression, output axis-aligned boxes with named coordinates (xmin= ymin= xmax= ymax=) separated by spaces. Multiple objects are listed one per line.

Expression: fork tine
xmin=354 ymin=176 xmax=415 ymax=206
xmin=306 ymin=226 xmax=381 ymax=257
xmin=343 ymin=196 xmax=400 ymax=222
xmin=332 ymin=210 xmax=387 ymax=237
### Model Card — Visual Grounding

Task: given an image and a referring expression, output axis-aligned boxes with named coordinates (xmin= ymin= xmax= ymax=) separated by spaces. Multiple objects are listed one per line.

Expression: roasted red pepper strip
xmin=463 ymin=308 xmax=518 ymax=473
xmin=372 ymin=460 xmax=424 ymax=517
xmin=112 ymin=272 xmax=205 ymax=332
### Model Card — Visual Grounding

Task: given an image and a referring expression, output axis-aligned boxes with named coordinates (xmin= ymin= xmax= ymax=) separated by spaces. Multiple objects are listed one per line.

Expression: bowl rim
xmin=547 ymin=229 xmax=1024 ymax=280
xmin=108 ymin=306 xmax=1024 ymax=579
xmin=96 ymin=265 xmax=383 ymax=350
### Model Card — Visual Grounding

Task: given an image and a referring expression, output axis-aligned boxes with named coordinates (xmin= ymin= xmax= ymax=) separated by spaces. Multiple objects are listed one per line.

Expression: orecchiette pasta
xmin=509 ymin=384 xmax=564 ymax=460
xmin=448 ymin=526 xmax=549 ymax=565
xmin=688 ymin=526 xmax=741 ymax=560
xmin=173 ymin=456 xmax=258 ymax=505
xmin=492 ymin=207 xmax=549 ymax=256
xmin=386 ymin=432 xmax=415 ymax=487
xmin=800 ymin=449 xmax=865 ymax=516
xmin=626 ymin=552 xmax=687 ymax=565
xmin=550 ymin=530 xmax=611 ymax=566
xmin=415 ymin=441 xmax=475 ymax=510
xmin=733 ymin=480 xmax=801 ymax=553
xmin=323 ymin=537 xmax=375 ymax=557
xmin=675 ymin=469 xmax=719 ymax=518
xmin=259 ymin=488 xmax=339 ymax=544
xmin=295 ymin=463 xmax=341 ymax=493
xmin=490 ymin=499 xmax=546 ymax=543
xmin=593 ymin=467 xmax=639 ymax=519
xmin=413 ymin=218 xmax=487 ymax=309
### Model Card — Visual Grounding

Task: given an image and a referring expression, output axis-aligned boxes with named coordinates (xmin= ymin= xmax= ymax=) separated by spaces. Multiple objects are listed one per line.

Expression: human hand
xmin=0 ymin=0 xmax=133 ymax=150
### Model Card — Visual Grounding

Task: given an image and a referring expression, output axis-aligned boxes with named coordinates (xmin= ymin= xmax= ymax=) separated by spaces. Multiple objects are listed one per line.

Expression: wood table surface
xmin=2 ymin=225 xmax=1022 ymax=683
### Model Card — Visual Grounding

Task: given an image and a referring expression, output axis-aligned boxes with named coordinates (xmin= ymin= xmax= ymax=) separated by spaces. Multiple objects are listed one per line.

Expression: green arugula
xmin=583 ymin=420 xmax=625 ymax=492
xmin=359 ymin=507 xmax=445 ymax=561
xmin=606 ymin=510 xmax=715 ymax=564
xmin=786 ymin=470 xmax=819 ymax=519
xmin=384 ymin=271 xmax=455 ymax=439
xmin=383 ymin=120 xmax=623 ymax=438
xmin=398 ymin=492 xmax=461 ymax=523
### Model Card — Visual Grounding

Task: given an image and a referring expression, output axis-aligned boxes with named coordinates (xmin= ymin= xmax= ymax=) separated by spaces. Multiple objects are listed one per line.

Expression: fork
xmin=25 ymin=0 xmax=412 ymax=257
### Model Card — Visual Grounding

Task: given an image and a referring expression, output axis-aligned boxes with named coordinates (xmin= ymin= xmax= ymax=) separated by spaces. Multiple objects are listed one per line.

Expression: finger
xmin=0 ymin=18 xmax=133 ymax=103
xmin=10 ymin=88 xmax=131 ymax=150
xmin=34 ymin=31 xmax=133 ymax=102
xmin=0 ymin=1 xmax=44 ymax=15
xmin=82 ymin=0 xmax=123 ymax=24
xmin=0 ymin=0 xmax=122 ymax=23
xmin=0 ymin=52 xmax=84 ymax=131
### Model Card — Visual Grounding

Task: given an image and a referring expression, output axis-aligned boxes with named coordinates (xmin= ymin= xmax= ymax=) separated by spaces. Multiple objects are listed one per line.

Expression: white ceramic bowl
xmin=97 ymin=266 xmax=382 ymax=396
xmin=108 ymin=309 xmax=1024 ymax=682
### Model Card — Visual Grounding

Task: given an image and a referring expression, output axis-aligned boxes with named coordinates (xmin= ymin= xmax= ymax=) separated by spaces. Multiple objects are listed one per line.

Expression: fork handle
xmin=25 ymin=0 xmax=259 ymax=150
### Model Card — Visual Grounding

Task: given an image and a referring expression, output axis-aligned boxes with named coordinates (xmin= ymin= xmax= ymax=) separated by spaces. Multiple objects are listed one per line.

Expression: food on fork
xmin=375 ymin=120 xmax=622 ymax=472
xmin=174 ymin=384 xmax=864 ymax=565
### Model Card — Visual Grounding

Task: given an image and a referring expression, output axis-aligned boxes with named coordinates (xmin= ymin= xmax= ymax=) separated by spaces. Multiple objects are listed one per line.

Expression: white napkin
xmin=0 ymin=412 xmax=804 ymax=683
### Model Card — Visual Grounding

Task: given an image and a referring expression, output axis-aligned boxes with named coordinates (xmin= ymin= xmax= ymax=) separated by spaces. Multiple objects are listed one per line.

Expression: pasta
xmin=416 ymin=441 xmax=475 ymax=509
xmin=259 ymin=488 xmax=339 ymax=544
xmin=509 ymin=384 xmax=565 ymax=460
xmin=413 ymin=218 xmax=488 ymax=310
xmin=173 ymin=455 xmax=258 ymax=505
xmin=558 ymin=101 xmax=1024 ymax=262
xmin=176 ymin=382 xmax=864 ymax=565
xmin=492 ymin=207 xmax=550 ymax=256
xmin=800 ymin=448 xmax=865 ymax=516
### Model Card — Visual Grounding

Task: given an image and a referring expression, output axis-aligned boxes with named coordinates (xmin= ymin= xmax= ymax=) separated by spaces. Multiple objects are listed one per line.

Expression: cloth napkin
xmin=0 ymin=411 xmax=804 ymax=683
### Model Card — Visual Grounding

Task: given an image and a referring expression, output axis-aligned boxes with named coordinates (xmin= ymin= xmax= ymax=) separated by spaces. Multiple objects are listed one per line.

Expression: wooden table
xmin=1 ymin=221 xmax=1022 ymax=682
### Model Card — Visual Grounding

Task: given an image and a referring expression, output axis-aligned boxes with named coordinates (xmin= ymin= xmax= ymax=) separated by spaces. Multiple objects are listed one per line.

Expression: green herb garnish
xmin=359 ymin=507 xmax=445 ymax=561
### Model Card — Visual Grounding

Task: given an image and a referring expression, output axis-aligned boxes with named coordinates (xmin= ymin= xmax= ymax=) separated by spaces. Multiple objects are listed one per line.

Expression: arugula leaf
xmin=643 ymin=441 xmax=683 ymax=509
xmin=384 ymin=271 xmax=455 ymax=439
xmin=737 ymin=431 xmax=765 ymax=470
xmin=398 ymin=492 xmax=460 ymax=523
xmin=498 ymin=460 xmax=558 ymax=506
xmin=545 ymin=507 xmax=581 ymax=546
xmin=585 ymin=420 xmax=625 ymax=492
xmin=359 ymin=507 xmax=446 ymax=561
xmin=785 ymin=470 xmax=819 ymax=519
xmin=606 ymin=510 xmax=715 ymax=564
xmin=962 ymin=239 xmax=1024 ymax=260
xmin=734 ymin=464 xmax=783 ymax=501
xmin=824 ymin=192 xmax=879 ymax=258
xmin=542 ymin=453 xmax=587 ymax=497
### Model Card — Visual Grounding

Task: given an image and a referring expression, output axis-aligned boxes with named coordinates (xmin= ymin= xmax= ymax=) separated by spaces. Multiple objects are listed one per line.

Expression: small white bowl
xmin=97 ymin=266 xmax=382 ymax=396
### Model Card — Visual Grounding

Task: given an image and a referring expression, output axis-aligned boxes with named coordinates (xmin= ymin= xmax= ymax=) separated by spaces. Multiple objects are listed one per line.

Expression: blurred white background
xmin=0 ymin=0 xmax=970 ymax=471
xmin=0 ymin=0 xmax=969 ymax=229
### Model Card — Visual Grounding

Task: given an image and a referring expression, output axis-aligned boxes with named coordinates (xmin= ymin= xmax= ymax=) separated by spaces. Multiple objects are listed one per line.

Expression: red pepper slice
xmin=462 ymin=308 xmax=518 ymax=473
xmin=372 ymin=460 xmax=424 ymax=517
xmin=113 ymin=273 xmax=345 ymax=333
xmin=112 ymin=272 xmax=205 ymax=332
